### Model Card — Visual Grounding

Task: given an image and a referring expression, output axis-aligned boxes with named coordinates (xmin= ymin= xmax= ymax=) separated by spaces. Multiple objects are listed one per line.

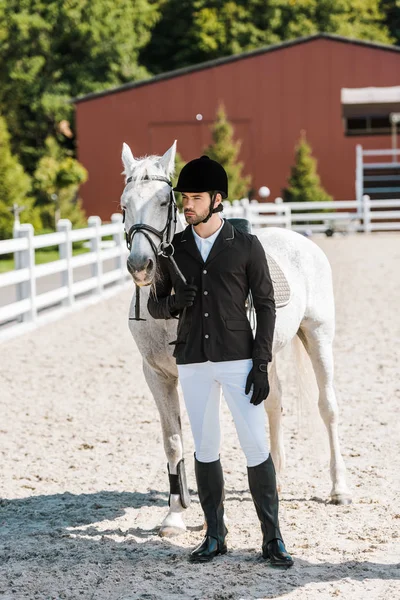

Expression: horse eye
xmin=160 ymin=201 xmax=169 ymax=207
xmin=122 ymin=209 xmax=126 ymax=223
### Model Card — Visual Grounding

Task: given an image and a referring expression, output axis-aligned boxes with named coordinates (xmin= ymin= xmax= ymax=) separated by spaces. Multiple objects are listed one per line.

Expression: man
xmin=148 ymin=155 xmax=293 ymax=567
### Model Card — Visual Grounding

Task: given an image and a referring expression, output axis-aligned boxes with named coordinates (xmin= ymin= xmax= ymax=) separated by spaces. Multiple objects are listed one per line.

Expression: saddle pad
xmin=266 ymin=254 xmax=291 ymax=308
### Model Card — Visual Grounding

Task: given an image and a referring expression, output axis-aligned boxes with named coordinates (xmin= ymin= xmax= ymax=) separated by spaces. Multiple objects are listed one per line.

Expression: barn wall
xmin=75 ymin=38 xmax=400 ymax=220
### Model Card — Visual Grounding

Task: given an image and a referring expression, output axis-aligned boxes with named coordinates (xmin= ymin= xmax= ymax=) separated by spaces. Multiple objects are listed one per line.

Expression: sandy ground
xmin=0 ymin=233 xmax=399 ymax=600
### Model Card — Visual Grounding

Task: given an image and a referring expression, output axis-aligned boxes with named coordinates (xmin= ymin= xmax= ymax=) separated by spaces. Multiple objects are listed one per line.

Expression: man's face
xmin=182 ymin=192 xmax=220 ymax=225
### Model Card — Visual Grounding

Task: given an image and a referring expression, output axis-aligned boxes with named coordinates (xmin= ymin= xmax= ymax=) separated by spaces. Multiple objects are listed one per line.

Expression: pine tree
xmin=0 ymin=115 xmax=41 ymax=239
xmin=33 ymin=137 xmax=87 ymax=230
xmin=283 ymin=132 xmax=332 ymax=203
xmin=203 ymin=105 xmax=251 ymax=201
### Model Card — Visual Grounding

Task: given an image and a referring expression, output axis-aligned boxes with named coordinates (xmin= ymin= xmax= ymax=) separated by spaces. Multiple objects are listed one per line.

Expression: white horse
xmin=120 ymin=141 xmax=351 ymax=537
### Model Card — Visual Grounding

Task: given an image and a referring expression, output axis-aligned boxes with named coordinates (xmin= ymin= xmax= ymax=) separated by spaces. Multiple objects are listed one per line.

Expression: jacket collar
xmin=179 ymin=220 xmax=235 ymax=265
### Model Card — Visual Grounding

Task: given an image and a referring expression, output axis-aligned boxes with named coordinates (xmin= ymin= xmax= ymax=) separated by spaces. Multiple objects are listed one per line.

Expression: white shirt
xmin=192 ymin=219 xmax=224 ymax=262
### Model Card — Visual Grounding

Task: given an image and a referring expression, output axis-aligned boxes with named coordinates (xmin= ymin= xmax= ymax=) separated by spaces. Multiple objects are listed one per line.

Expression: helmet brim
xmin=173 ymin=186 xmax=227 ymax=200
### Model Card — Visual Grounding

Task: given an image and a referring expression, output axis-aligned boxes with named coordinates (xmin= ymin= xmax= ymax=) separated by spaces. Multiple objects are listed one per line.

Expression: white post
xmin=222 ymin=200 xmax=231 ymax=218
xmin=232 ymin=199 xmax=242 ymax=218
xmin=274 ymin=197 xmax=283 ymax=227
xmin=111 ymin=212 xmax=126 ymax=283
xmin=13 ymin=222 xmax=22 ymax=309
xmin=88 ymin=216 xmax=103 ymax=295
xmin=356 ymin=144 xmax=363 ymax=218
xmin=15 ymin=224 xmax=36 ymax=322
xmin=241 ymin=197 xmax=250 ymax=222
xmin=283 ymin=205 xmax=292 ymax=229
xmin=363 ymin=194 xmax=371 ymax=234
xmin=57 ymin=219 xmax=74 ymax=306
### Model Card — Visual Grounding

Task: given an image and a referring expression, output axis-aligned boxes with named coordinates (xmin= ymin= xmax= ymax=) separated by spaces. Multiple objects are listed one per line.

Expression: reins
xmin=124 ymin=174 xmax=186 ymax=321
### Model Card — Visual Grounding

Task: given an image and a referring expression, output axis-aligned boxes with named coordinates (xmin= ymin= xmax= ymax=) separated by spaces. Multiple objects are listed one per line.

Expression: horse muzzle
xmin=127 ymin=256 xmax=155 ymax=286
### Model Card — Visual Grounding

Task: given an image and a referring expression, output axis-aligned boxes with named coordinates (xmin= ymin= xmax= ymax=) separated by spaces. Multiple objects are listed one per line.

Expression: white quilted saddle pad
xmin=266 ymin=254 xmax=291 ymax=308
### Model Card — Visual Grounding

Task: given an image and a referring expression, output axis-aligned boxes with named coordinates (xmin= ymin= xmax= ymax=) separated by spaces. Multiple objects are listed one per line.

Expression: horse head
xmin=120 ymin=141 xmax=183 ymax=287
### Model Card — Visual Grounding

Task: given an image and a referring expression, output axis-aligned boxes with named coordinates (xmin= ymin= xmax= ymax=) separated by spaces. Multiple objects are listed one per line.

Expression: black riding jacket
xmin=147 ymin=220 xmax=276 ymax=365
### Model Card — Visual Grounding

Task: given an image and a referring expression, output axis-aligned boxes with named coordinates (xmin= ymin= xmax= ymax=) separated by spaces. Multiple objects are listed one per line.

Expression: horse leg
xmin=265 ymin=358 xmax=285 ymax=491
xmin=142 ymin=360 xmax=188 ymax=536
xmin=297 ymin=324 xmax=352 ymax=504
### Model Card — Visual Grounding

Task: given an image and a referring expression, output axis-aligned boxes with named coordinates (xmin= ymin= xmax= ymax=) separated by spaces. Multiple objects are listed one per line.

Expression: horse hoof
xmin=159 ymin=525 xmax=186 ymax=538
xmin=330 ymin=494 xmax=352 ymax=505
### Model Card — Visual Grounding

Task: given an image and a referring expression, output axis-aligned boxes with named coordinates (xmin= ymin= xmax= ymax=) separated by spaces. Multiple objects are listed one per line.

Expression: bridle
xmin=124 ymin=175 xmax=176 ymax=257
xmin=123 ymin=174 xmax=186 ymax=320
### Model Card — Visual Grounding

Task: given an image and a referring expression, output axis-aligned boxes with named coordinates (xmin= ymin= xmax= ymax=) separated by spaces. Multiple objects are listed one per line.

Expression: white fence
xmin=1 ymin=195 xmax=400 ymax=339
xmin=0 ymin=213 xmax=129 ymax=336
xmin=223 ymin=195 xmax=400 ymax=233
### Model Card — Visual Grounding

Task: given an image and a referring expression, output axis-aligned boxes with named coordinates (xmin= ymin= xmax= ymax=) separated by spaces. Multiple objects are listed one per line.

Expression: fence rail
xmin=0 ymin=213 xmax=129 ymax=337
xmin=1 ymin=195 xmax=400 ymax=340
xmin=223 ymin=195 xmax=400 ymax=233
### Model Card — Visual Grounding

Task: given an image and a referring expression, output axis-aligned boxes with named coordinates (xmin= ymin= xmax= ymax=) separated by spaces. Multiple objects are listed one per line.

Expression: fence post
xmin=14 ymin=224 xmax=36 ymax=322
xmin=222 ymin=200 xmax=231 ymax=218
xmin=249 ymin=199 xmax=259 ymax=228
xmin=13 ymin=223 xmax=22 ymax=312
xmin=240 ymin=197 xmax=250 ymax=222
xmin=88 ymin=216 xmax=103 ymax=295
xmin=111 ymin=212 xmax=126 ymax=283
xmin=363 ymin=194 xmax=371 ymax=233
xmin=356 ymin=144 xmax=363 ymax=218
xmin=57 ymin=219 xmax=74 ymax=306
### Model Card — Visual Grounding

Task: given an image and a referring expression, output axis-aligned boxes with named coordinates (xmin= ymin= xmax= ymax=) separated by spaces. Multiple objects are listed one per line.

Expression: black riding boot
xmin=247 ymin=454 xmax=294 ymax=568
xmin=190 ymin=456 xmax=228 ymax=563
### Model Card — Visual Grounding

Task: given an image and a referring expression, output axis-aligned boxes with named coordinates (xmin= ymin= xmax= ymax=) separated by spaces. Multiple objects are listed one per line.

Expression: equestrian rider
xmin=147 ymin=155 xmax=294 ymax=567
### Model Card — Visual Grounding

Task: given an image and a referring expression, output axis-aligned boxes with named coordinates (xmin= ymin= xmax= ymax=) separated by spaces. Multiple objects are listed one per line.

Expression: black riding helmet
xmin=173 ymin=155 xmax=228 ymax=223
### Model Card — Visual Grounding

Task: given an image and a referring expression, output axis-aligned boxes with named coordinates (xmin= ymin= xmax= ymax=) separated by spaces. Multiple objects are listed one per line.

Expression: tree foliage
xmin=0 ymin=116 xmax=41 ymax=239
xmin=33 ymin=138 xmax=87 ymax=230
xmin=282 ymin=132 xmax=332 ymax=203
xmin=0 ymin=0 xmax=158 ymax=172
xmin=380 ymin=0 xmax=400 ymax=44
xmin=141 ymin=0 xmax=392 ymax=73
xmin=203 ymin=105 xmax=251 ymax=201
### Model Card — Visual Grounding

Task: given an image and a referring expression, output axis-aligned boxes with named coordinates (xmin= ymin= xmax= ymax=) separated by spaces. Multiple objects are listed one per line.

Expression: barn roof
xmin=73 ymin=33 xmax=400 ymax=105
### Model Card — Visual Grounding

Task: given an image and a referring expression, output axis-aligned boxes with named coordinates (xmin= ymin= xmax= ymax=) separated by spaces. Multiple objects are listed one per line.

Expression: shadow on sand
xmin=0 ymin=490 xmax=398 ymax=599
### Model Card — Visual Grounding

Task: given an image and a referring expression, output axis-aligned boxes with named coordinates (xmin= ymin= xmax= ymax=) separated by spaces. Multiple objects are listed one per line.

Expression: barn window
xmin=341 ymin=86 xmax=400 ymax=137
xmin=345 ymin=114 xmax=392 ymax=135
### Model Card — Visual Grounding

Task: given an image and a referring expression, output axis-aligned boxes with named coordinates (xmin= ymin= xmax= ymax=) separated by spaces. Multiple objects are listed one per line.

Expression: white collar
xmin=192 ymin=218 xmax=224 ymax=243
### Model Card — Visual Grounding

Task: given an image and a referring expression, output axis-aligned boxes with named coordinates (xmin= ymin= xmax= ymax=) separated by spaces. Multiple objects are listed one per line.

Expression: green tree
xmin=203 ymin=105 xmax=251 ymax=201
xmin=33 ymin=137 xmax=87 ymax=230
xmin=380 ymin=0 xmax=400 ymax=45
xmin=0 ymin=0 xmax=158 ymax=173
xmin=282 ymin=132 xmax=332 ymax=203
xmin=0 ymin=115 xmax=41 ymax=239
xmin=141 ymin=0 xmax=392 ymax=73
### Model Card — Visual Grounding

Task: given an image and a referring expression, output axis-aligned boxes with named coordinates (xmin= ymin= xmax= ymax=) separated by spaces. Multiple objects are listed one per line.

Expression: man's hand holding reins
xmin=172 ymin=278 xmax=198 ymax=311
xmin=245 ymin=359 xmax=270 ymax=405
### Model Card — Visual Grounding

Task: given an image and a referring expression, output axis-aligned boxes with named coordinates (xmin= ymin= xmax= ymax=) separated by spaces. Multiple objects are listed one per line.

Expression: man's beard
xmin=184 ymin=208 xmax=209 ymax=225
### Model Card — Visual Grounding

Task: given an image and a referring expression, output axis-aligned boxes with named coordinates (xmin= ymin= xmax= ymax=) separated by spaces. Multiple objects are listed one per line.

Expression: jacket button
xmin=204 ymin=312 xmax=209 ymax=317
xmin=204 ymin=291 xmax=208 ymax=295
xmin=203 ymin=269 xmax=207 ymax=274
xmin=205 ymin=334 xmax=209 ymax=339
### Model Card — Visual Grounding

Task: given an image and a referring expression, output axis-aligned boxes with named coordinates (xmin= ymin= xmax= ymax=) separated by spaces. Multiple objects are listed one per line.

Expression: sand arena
xmin=0 ymin=233 xmax=399 ymax=600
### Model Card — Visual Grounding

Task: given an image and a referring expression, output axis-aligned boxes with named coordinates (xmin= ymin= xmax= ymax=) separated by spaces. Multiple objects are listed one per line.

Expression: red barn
xmin=74 ymin=33 xmax=400 ymax=220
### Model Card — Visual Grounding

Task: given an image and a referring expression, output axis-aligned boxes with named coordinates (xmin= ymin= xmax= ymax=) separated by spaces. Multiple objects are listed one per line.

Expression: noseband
xmin=123 ymin=174 xmax=186 ymax=321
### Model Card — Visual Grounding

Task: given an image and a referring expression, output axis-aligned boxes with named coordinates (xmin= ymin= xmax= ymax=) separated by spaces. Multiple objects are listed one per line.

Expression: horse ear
xmin=121 ymin=142 xmax=136 ymax=174
xmin=158 ymin=140 xmax=177 ymax=177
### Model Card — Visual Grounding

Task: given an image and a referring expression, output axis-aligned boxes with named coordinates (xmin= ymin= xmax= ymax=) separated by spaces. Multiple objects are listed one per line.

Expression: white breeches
xmin=178 ymin=359 xmax=270 ymax=468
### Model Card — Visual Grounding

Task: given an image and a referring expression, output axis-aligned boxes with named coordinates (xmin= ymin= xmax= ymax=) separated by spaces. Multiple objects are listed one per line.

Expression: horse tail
xmin=291 ymin=331 xmax=327 ymax=455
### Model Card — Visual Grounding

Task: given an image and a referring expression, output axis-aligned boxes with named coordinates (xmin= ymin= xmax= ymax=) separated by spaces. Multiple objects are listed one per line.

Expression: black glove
xmin=171 ymin=278 xmax=198 ymax=311
xmin=245 ymin=359 xmax=270 ymax=406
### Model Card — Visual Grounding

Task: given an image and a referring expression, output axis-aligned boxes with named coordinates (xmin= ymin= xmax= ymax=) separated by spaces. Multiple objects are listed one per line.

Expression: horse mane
xmin=124 ymin=155 xmax=167 ymax=182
